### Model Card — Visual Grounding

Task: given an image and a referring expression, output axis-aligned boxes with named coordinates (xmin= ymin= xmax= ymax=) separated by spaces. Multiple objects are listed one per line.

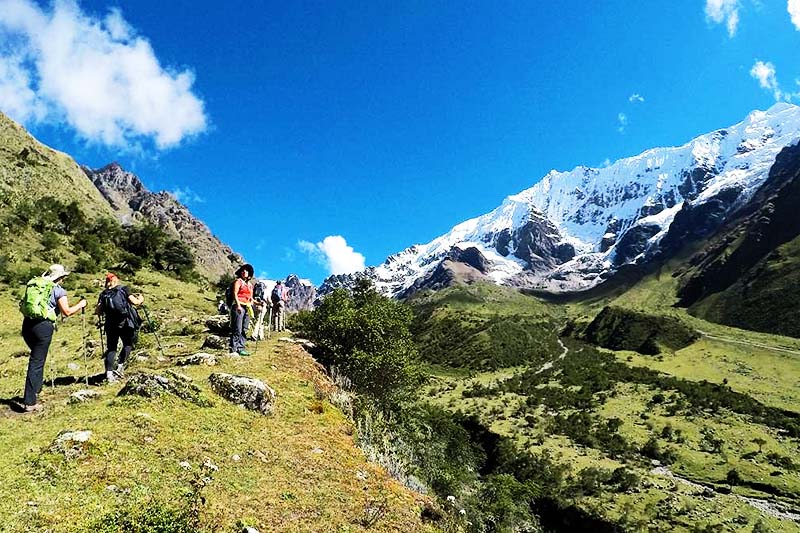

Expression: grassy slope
xmin=690 ymin=234 xmax=800 ymax=338
xmin=421 ymin=266 xmax=800 ymax=531
xmin=410 ymin=283 xmax=565 ymax=371
xmin=0 ymin=272 xmax=435 ymax=533
xmin=0 ymin=112 xmax=114 ymax=216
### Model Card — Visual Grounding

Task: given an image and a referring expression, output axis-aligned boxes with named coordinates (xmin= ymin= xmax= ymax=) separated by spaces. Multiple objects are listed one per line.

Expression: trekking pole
xmin=140 ymin=305 xmax=166 ymax=359
xmin=81 ymin=306 xmax=88 ymax=386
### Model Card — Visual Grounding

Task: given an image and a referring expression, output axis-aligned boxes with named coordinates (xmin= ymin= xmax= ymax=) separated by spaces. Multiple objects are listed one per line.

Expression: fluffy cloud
xmin=705 ymin=0 xmax=740 ymax=36
xmin=628 ymin=93 xmax=645 ymax=103
xmin=750 ymin=60 xmax=783 ymax=101
xmin=750 ymin=60 xmax=800 ymax=102
xmin=790 ymin=0 xmax=800 ymax=30
xmin=0 ymin=0 xmax=207 ymax=149
xmin=299 ymin=236 xmax=366 ymax=275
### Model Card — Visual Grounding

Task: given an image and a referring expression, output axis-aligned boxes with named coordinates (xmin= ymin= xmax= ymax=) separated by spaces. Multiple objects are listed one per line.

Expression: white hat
xmin=42 ymin=264 xmax=70 ymax=281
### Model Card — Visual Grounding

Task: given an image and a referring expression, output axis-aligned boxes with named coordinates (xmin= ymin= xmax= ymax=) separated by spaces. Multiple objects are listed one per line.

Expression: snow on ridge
xmin=366 ymin=103 xmax=800 ymax=295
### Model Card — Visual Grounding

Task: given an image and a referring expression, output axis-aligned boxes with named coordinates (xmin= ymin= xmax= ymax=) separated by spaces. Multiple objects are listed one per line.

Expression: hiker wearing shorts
xmin=20 ymin=264 xmax=87 ymax=412
xmin=230 ymin=264 xmax=254 ymax=355
xmin=96 ymin=273 xmax=143 ymax=383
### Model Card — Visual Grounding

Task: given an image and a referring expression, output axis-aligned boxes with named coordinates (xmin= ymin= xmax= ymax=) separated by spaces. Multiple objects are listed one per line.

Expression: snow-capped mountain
xmin=321 ymin=103 xmax=800 ymax=297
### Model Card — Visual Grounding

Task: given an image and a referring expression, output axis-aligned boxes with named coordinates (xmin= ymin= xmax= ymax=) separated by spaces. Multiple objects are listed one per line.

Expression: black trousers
xmin=104 ymin=326 xmax=138 ymax=372
xmin=21 ymin=318 xmax=55 ymax=406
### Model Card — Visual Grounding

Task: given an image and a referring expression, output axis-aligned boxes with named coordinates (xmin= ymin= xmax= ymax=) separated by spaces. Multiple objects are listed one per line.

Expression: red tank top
xmin=236 ymin=280 xmax=252 ymax=303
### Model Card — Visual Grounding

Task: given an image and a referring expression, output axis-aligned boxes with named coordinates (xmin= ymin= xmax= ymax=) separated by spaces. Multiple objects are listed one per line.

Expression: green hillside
xmin=0 ymin=112 xmax=114 ymax=216
xmin=0 ymin=271 xmax=436 ymax=532
xmin=409 ymin=283 xmax=564 ymax=371
xmin=415 ymin=272 xmax=800 ymax=532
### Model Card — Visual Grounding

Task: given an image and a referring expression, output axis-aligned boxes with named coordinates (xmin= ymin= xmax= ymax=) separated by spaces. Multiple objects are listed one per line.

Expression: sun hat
xmin=42 ymin=264 xmax=70 ymax=281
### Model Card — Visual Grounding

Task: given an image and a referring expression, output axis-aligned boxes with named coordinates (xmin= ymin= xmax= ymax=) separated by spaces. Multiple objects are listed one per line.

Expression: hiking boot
xmin=22 ymin=403 xmax=43 ymax=413
xmin=238 ymin=350 xmax=251 ymax=356
xmin=106 ymin=371 xmax=119 ymax=384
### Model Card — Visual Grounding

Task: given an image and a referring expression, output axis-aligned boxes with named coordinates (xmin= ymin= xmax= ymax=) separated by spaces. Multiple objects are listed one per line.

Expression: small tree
xmin=752 ymin=437 xmax=766 ymax=454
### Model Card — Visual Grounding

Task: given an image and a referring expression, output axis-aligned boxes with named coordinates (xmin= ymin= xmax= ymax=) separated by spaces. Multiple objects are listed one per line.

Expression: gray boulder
xmin=68 ymin=389 xmax=102 ymax=404
xmin=49 ymin=430 xmax=92 ymax=459
xmin=118 ymin=372 xmax=213 ymax=407
xmin=205 ymin=315 xmax=230 ymax=336
xmin=209 ymin=373 xmax=276 ymax=415
xmin=202 ymin=334 xmax=227 ymax=350
xmin=177 ymin=352 xmax=218 ymax=366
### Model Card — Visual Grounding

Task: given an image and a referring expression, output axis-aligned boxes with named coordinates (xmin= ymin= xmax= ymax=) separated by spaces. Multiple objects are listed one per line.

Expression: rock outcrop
xmin=83 ymin=162 xmax=242 ymax=281
xmin=209 ymin=373 xmax=276 ymax=415
xmin=118 ymin=372 xmax=213 ymax=407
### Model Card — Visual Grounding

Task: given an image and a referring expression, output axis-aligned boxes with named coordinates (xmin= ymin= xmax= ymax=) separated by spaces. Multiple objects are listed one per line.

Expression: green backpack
xmin=20 ymin=277 xmax=57 ymax=321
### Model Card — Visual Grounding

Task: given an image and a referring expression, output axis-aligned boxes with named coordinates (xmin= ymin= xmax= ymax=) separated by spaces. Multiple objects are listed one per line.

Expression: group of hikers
xmin=16 ymin=262 xmax=289 ymax=412
xmin=18 ymin=265 xmax=144 ymax=412
xmin=223 ymin=263 xmax=290 ymax=356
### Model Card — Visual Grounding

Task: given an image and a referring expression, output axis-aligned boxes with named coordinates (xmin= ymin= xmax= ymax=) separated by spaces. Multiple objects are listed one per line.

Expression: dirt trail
xmin=698 ymin=331 xmax=800 ymax=357
xmin=651 ymin=466 xmax=800 ymax=522
xmin=534 ymin=338 xmax=569 ymax=374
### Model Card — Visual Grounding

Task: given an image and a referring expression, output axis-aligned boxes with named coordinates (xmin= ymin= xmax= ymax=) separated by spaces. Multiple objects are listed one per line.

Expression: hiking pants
xmin=21 ymin=318 xmax=55 ymax=406
xmin=229 ymin=307 xmax=249 ymax=352
xmin=104 ymin=326 xmax=138 ymax=372
xmin=254 ymin=302 xmax=269 ymax=340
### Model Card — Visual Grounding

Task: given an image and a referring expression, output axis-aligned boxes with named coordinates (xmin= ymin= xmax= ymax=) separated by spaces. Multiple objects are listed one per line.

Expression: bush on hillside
xmin=0 ymin=197 xmax=200 ymax=280
xmin=302 ymin=279 xmax=423 ymax=408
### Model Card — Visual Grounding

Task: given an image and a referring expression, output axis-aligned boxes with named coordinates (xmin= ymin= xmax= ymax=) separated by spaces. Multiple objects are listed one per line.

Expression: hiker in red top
xmin=229 ymin=264 xmax=254 ymax=355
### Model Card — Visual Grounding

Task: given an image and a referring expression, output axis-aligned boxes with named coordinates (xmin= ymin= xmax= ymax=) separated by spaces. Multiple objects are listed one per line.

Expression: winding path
xmin=698 ymin=330 xmax=800 ymax=357
xmin=534 ymin=338 xmax=569 ymax=375
xmin=651 ymin=466 xmax=800 ymax=523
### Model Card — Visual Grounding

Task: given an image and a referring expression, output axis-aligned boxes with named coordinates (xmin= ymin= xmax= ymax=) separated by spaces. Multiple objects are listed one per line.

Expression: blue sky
xmin=1 ymin=0 xmax=799 ymax=283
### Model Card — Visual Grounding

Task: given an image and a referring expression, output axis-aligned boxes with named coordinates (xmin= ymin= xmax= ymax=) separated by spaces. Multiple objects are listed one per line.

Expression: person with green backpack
xmin=19 ymin=264 xmax=87 ymax=412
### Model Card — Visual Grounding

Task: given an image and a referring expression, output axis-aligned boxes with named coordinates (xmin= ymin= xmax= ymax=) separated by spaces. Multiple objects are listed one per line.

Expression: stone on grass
xmin=118 ymin=372 xmax=213 ymax=407
xmin=177 ymin=352 xmax=218 ymax=366
xmin=208 ymin=373 xmax=276 ymax=415
xmin=49 ymin=430 xmax=92 ymax=459
xmin=205 ymin=315 xmax=230 ymax=336
xmin=68 ymin=389 xmax=101 ymax=404
xmin=202 ymin=334 xmax=227 ymax=350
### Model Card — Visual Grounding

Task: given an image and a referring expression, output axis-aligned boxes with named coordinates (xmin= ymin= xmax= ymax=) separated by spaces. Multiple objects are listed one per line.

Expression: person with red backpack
xmin=229 ymin=264 xmax=254 ymax=355
xmin=19 ymin=264 xmax=87 ymax=412
xmin=96 ymin=272 xmax=144 ymax=383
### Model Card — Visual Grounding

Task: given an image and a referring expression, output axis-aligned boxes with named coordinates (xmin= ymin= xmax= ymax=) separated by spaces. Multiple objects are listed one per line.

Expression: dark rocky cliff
xmin=84 ymin=163 xmax=242 ymax=281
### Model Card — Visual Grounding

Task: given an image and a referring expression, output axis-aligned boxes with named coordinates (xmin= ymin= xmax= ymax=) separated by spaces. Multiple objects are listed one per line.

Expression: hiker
xmin=251 ymin=279 xmax=269 ymax=340
xmin=217 ymin=299 xmax=228 ymax=315
xmin=229 ymin=264 xmax=254 ymax=355
xmin=19 ymin=264 xmax=87 ymax=412
xmin=270 ymin=280 xmax=288 ymax=332
xmin=96 ymin=272 xmax=143 ymax=383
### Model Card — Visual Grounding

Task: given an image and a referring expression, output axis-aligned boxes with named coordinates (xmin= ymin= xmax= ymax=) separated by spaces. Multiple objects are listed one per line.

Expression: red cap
xmin=105 ymin=272 xmax=118 ymax=282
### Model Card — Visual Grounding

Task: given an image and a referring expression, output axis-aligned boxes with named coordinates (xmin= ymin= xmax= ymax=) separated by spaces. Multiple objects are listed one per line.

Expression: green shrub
xmin=303 ymin=280 xmax=423 ymax=408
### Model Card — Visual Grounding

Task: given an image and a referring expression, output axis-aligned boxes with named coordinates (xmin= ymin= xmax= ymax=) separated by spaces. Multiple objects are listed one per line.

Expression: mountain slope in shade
xmin=322 ymin=103 xmax=800 ymax=298
xmin=676 ymin=141 xmax=800 ymax=337
xmin=84 ymin=163 xmax=241 ymax=281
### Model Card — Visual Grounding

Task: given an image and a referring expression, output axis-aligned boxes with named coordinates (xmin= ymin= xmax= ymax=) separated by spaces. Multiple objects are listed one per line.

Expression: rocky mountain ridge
xmin=83 ymin=162 xmax=242 ymax=281
xmin=321 ymin=102 xmax=800 ymax=298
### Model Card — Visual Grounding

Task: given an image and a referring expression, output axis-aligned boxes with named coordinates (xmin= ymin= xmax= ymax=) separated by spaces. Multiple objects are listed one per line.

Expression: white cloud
xmin=705 ymin=0 xmax=740 ymax=36
xmin=789 ymin=0 xmax=800 ymax=30
xmin=0 ymin=0 xmax=207 ymax=149
xmin=628 ymin=93 xmax=645 ymax=103
xmin=169 ymin=186 xmax=205 ymax=205
xmin=299 ymin=236 xmax=366 ymax=275
xmin=750 ymin=60 xmax=800 ymax=102
xmin=617 ymin=112 xmax=628 ymax=133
